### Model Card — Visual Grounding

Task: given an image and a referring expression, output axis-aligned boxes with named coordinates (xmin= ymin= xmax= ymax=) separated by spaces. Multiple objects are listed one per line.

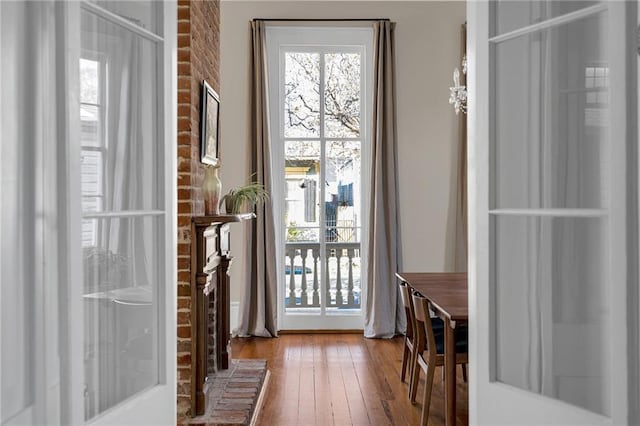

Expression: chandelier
xmin=448 ymin=55 xmax=467 ymax=115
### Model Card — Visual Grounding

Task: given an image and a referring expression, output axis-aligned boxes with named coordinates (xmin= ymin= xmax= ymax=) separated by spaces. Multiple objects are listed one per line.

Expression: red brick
xmin=177 ymin=340 xmax=191 ymax=354
xmin=177 ymin=62 xmax=191 ymax=77
xmin=177 ymin=117 xmax=191 ymax=132
xmin=178 ymin=202 xmax=191 ymax=215
xmin=178 ymin=271 xmax=191 ymax=284
xmin=177 ymin=173 xmax=190 ymax=187
xmin=177 ymin=283 xmax=191 ymax=297
xmin=177 ymin=21 xmax=191 ymax=35
xmin=177 ymin=256 xmax=190 ymax=271
xmin=177 ymin=325 xmax=191 ymax=339
xmin=177 ymin=188 xmax=191 ymax=201
xmin=178 ymin=158 xmax=191 ymax=173
xmin=178 ymin=215 xmax=190 ymax=227
xmin=177 ymin=352 xmax=191 ymax=366
xmin=176 ymin=0 xmax=220 ymax=417
xmin=178 ymin=311 xmax=191 ymax=324
xmin=177 ymin=242 xmax=190 ymax=256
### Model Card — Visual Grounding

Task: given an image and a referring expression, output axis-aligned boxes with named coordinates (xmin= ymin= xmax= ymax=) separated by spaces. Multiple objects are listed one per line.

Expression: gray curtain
xmin=364 ymin=21 xmax=404 ymax=338
xmin=454 ymin=23 xmax=468 ymax=272
xmin=236 ymin=20 xmax=278 ymax=337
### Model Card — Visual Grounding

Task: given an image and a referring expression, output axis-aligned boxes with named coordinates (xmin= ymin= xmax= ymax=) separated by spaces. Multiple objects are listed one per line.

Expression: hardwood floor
xmin=231 ymin=334 xmax=468 ymax=425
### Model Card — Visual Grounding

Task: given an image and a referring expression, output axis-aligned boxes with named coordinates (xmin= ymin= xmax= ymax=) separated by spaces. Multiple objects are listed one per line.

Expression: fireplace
xmin=190 ymin=214 xmax=253 ymax=416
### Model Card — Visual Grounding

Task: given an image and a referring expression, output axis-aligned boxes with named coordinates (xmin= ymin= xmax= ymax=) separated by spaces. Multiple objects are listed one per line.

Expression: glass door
xmin=78 ymin=1 xmax=176 ymax=423
xmin=267 ymin=27 xmax=373 ymax=330
xmin=469 ymin=1 xmax=635 ymax=424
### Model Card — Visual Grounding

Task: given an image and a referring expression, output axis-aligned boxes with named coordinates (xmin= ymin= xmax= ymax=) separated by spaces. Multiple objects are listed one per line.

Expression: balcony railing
xmin=285 ymin=241 xmax=361 ymax=310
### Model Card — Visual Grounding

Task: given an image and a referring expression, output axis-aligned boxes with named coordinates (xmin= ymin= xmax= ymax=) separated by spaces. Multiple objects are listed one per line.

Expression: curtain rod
xmin=253 ymin=18 xmax=390 ymax=22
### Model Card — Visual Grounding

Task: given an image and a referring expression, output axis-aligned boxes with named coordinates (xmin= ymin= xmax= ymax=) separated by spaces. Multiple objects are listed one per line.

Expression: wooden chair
xmin=411 ymin=291 xmax=468 ymax=425
xmin=398 ymin=281 xmax=416 ymax=394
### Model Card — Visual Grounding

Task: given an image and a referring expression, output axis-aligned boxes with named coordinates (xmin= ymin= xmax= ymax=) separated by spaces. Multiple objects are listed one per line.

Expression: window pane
xmin=492 ymin=215 xmax=609 ymax=415
xmin=83 ymin=216 xmax=159 ymax=419
xmin=492 ymin=12 xmax=607 ymax=209
xmin=81 ymin=11 xmax=160 ymax=213
xmin=80 ymin=58 xmax=100 ymax=104
xmin=81 ymin=150 xmax=103 ymax=198
xmin=324 ymin=53 xmax=361 ymax=138
xmin=492 ymin=1 xmax=598 ymax=36
xmin=81 ymin=104 xmax=101 ymax=147
xmin=326 ymin=141 xmax=361 ymax=243
xmin=284 ymin=53 xmax=320 ymax=138
xmin=285 ymin=140 xmax=320 ymax=242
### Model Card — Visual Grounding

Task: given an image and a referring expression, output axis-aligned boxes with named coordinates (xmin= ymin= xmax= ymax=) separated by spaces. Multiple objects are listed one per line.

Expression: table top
xmin=395 ymin=272 xmax=468 ymax=322
xmin=83 ymin=285 xmax=152 ymax=304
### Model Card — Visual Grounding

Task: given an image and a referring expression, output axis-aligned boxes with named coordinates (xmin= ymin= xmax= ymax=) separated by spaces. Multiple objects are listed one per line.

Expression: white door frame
xmin=468 ymin=1 xmax=637 ymax=424
xmin=266 ymin=26 xmax=373 ymax=330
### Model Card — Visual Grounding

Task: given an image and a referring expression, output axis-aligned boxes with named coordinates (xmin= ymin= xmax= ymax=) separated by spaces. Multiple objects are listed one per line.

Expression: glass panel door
xmin=282 ymin=49 xmax=364 ymax=325
xmin=490 ymin=8 xmax=610 ymax=415
xmin=79 ymin=2 xmax=167 ymax=421
xmin=469 ymin=1 xmax=634 ymax=424
xmin=267 ymin=27 xmax=373 ymax=330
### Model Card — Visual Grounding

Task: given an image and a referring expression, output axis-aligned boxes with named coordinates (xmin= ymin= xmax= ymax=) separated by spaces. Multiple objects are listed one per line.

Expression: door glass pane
xmin=492 ymin=1 xmax=598 ymax=36
xmin=493 ymin=12 xmax=607 ymax=209
xmin=81 ymin=10 xmax=160 ymax=213
xmin=325 ymin=141 xmax=361 ymax=243
xmin=324 ymin=53 xmax=361 ymax=138
xmin=326 ymin=141 xmax=362 ymax=311
xmin=284 ymin=141 xmax=321 ymax=309
xmin=284 ymin=52 xmax=320 ymax=138
xmin=81 ymin=9 xmax=161 ymax=420
xmin=493 ymin=215 xmax=609 ymax=415
xmin=83 ymin=216 xmax=159 ymax=419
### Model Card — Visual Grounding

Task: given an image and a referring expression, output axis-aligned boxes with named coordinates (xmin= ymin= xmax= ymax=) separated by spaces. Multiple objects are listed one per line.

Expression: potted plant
xmin=219 ymin=180 xmax=269 ymax=214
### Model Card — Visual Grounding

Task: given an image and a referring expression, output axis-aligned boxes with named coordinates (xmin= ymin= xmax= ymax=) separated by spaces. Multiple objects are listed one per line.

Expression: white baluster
xmin=335 ymin=249 xmax=343 ymax=305
xmin=300 ymin=249 xmax=308 ymax=306
xmin=287 ymin=249 xmax=296 ymax=307
xmin=312 ymin=247 xmax=320 ymax=306
xmin=347 ymin=248 xmax=355 ymax=306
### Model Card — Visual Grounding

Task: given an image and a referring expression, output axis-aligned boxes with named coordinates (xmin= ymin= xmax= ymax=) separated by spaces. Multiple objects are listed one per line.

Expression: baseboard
xmin=230 ymin=301 xmax=239 ymax=332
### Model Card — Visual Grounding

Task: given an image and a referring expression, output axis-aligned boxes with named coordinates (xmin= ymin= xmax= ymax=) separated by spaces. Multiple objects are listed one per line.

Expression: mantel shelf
xmin=192 ymin=213 xmax=255 ymax=226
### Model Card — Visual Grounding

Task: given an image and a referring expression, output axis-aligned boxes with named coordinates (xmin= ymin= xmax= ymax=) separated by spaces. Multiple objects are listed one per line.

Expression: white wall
xmin=220 ymin=0 xmax=467 ymax=302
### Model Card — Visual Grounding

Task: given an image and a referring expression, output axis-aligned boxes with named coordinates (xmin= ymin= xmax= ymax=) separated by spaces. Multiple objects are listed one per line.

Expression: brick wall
xmin=176 ymin=0 xmax=220 ymax=418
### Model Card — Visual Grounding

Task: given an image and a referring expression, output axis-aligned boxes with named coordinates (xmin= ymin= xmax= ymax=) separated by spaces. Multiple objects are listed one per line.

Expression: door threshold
xmin=278 ymin=329 xmax=363 ymax=334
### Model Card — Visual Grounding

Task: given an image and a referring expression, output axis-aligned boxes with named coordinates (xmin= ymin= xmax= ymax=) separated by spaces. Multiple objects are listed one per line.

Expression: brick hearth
xmin=183 ymin=360 xmax=269 ymax=426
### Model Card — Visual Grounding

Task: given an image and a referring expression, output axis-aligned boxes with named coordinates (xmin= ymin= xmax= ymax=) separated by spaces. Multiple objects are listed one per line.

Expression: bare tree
xmin=285 ymin=52 xmax=361 ymax=138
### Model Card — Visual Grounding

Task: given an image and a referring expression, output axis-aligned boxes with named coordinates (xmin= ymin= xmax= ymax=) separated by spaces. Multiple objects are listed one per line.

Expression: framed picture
xmin=200 ymin=80 xmax=220 ymax=165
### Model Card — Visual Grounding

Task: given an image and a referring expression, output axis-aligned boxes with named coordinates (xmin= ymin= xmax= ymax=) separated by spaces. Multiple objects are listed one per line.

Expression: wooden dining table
xmin=396 ymin=272 xmax=468 ymax=426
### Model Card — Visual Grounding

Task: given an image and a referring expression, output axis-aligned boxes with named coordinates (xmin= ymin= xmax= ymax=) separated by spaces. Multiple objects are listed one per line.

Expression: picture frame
xmin=200 ymin=80 xmax=220 ymax=165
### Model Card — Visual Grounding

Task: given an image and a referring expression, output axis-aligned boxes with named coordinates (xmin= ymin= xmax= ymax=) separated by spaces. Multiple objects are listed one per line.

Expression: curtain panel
xmin=236 ymin=20 xmax=278 ymax=337
xmin=364 ymin=21 xmax=404 ymax=338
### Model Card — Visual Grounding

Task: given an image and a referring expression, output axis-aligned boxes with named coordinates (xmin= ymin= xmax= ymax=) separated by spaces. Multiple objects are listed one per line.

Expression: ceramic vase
xmin=203 ymin=166 xmax=222 ymax=215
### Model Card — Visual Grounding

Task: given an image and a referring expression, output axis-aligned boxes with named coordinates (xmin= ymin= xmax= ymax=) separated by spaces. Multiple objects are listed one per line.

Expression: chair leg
xmin=401 ymin=342 xmax=409 ymax=383
xmin=409 ymin=352 xmax=420 ymax=403
xmin=462 ymin=363 xmax=467 ymax=383
xmin=420 ymin=362 xmax=436 ymax=426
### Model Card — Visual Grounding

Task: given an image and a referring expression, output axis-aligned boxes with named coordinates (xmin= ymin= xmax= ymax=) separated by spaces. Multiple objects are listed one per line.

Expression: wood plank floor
xmin=231 ymin=334 xmax=468 ymax=426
